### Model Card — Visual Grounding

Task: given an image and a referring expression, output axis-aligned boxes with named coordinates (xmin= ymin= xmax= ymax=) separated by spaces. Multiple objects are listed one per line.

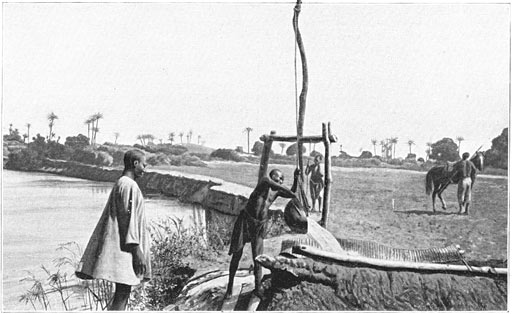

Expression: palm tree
xmin=187 ymin=130 xmax=193 ymax=144
xmin=146 ymin=134 xmax=156 ymax=145
xmin=47 ymin=112 xmax=59 ymax=141
xmin=380 ymin=140 xmax=386 ymax=157
xmin=243 ymin=127 xmax=253 ymax=154
xmin=279 ymin=143 xmax=286 ymax=155
xmin=92 ymin=127 xmax=99 ymax=144
xmin=390 ymin=137 xmax=398 ymax=158
xmin=179 ymin=132 xmax=184 ymax=144
xmin=26 ymin=123 xmax=31 ymax=143
xmin=168 ymin=132 xmax=175 ymax=145
xmin=371 ymin=139 xmax=377 ymax=156
xmin=455 ymin=136 xmax=465 ymax=155
xmin=84 ymin=118 xmax=93 ymax=142
xmin=47 ymin=111 xmax=59 ymax=140
xmin=87 ymin=115 xmax=97 ymax=144
xmin=137 ymin=135 xmax=145 ymax=146
xmin=92 ymin=112 xmax=103 ymax=145
xmin=407 ymin=140 xmax=415 ymax=155
xmin=114 ymin=132 xmax=120 ymax=144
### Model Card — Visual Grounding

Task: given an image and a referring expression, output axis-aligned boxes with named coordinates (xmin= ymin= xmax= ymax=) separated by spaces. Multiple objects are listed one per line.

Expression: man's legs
xmin=463 ymin=178 xmax=472 ymax=215
xmin=309 ymin=183 xmax=316 ymax=211
xmin=109 ymin=283 xmax=131 ymax=311
xmin=251 ymin=236 xmax=264 ymax=297
xmin=226 ymin=248 xmax=243 ymax=299
xmin=457 ymin=181 xmax=464 ymax=213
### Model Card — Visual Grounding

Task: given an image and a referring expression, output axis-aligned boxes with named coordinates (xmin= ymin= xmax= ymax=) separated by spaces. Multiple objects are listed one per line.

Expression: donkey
xmin=425 ymin=151 xmax=484 ymax=212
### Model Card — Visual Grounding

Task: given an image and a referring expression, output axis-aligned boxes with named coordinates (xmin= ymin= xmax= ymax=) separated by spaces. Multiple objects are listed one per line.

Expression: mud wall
xmin=264 ymin=258 xmax=507 ymax=311
xmin=37 ymin=159 xmax=251 ymax=216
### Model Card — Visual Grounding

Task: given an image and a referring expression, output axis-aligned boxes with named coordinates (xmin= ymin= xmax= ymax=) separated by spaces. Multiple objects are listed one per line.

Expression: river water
xmin=2 ymin=170 xmax=221 ymax=311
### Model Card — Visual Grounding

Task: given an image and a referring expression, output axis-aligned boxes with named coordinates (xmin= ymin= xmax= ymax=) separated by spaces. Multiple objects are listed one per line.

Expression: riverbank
xmin=22 ymin=158 xmax=253 ymax=216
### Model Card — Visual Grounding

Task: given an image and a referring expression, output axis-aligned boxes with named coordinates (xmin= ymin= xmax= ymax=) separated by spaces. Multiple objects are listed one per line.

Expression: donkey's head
xmin=470 ymin=151 xmax=485 ymax=171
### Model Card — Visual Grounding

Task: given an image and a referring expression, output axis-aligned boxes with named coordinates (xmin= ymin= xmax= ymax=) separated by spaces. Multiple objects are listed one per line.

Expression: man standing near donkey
xmin=452 ymin=152 xmax=477 ymax=215
xmin=76 ymin=150 xmax=151 ymax=310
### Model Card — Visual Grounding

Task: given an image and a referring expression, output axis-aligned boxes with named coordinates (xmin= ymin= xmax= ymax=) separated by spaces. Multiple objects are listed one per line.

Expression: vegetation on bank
xmin=4 ymin=126 xmax=508 ymax=176
xmin=19 ymin=216 xmax=231 ymax=311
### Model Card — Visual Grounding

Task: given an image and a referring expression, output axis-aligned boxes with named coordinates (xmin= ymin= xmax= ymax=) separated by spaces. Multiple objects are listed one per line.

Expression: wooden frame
xmin=258 ymin=124 xmax=337 ymax=228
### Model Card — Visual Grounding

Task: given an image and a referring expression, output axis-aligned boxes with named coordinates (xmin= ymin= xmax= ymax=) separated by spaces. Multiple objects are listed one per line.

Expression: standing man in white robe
xmin=76 ymin=149 xmax=151 ymax=310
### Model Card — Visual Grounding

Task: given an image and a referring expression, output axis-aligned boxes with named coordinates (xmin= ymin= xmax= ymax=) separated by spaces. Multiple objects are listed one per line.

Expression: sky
xmin=2 ymin=1 xmax=510 ymax=158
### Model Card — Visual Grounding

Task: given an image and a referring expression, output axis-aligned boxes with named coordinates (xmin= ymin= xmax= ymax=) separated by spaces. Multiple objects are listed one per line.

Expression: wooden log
xmin=296 ymin=245 xmax=508 ymax=276
xmin=321 ymin=122 xmax=332 ymax=228
xmin=293 ymin=0 xmax=308 ymax=179
xmin=258 ymin=130 xmax=275 ymax=182
xmin=259 ymin=134 xmax=337 ymax=144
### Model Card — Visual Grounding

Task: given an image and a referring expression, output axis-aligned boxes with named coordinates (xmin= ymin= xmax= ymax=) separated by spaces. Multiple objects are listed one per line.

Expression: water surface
xmin=2 ymin=170 xmax=215 ymax=311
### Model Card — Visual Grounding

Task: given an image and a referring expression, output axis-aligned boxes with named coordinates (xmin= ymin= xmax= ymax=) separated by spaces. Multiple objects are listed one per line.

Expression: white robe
xmin=76 ymin=176 xmax=151 ymax=285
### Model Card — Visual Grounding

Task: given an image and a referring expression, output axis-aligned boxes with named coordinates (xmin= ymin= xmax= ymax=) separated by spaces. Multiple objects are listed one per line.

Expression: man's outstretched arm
xmin=279 ymin=168 xmax=301 ymax=198
xmin=260 ymin=176 xmax=297 ymax=199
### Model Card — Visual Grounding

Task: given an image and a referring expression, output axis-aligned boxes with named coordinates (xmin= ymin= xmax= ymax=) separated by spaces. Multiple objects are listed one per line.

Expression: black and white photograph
xmin=2 ymin=0 xmax=509 ymax=311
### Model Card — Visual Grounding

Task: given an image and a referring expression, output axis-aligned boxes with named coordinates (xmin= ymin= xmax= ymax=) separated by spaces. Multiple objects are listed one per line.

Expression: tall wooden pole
xmin=293 ymin=0 xmax=308 ymax=177
xmin=321 ymin=122 xmax=332 ymax=228
xmin=258 ymin=130 xmax=276 ymax=182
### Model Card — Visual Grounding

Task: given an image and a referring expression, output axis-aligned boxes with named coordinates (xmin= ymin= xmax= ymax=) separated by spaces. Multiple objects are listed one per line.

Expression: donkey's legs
xmin=431 ymin=189 xmax=437 ymax=213
xmin=437 ymin=183 xmax=450 ymax=210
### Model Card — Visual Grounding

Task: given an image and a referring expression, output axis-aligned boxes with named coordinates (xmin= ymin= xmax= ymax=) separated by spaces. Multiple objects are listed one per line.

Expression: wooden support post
xmin=321 ymin=122 xmax=332 ymax=228
xmin=258 ymin=130 xmax=275 ymax=182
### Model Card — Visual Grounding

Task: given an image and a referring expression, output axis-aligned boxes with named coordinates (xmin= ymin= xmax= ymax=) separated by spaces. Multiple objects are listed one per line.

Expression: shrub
xmin=359 ymin=151 xmax=372 ymax=159
xmin=285 ymin=143 xmax=306 ymax=156
xmin=112 ymin=150 xmax=126 ymax=166
xmin=388 ymin=158 xmax=404 ymax=166
xmin=252 ymin=141 xmax=264 ymax=156
xmin=70 ymin=149 xmax=97 ymax=165
xmin=147 ymin=153 xmax=171 ymax=167
xmin=146 ymin=217 xmax=222 ymax=309
xmin=167 ymin=154 xmax=207 ymax=167
xmin=485 ymin=128 xmax=508 ymax=169
xmin=46 ymin=141 xmax=67 ymax=160
xmin=5 ymin=149 xmax=44 ymax=170
xmin=430 ymin=138 xmax=459 ymax=161
xmin=95 ymin=151 xmax=113 ymax=167
xmin=64 ymin=134 xmax=89 ymax=150
xmin=210 ymin=149 xmax=243 ymax=162
xmin=406 ymin=153 xmax=417 ymax=160
xmin=166 ymin=145 xmax=188 ymax=156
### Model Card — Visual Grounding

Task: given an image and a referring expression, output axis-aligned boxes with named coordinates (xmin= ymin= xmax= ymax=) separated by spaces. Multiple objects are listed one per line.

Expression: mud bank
xmin=33 ymin=159 xmax=251 ymax=216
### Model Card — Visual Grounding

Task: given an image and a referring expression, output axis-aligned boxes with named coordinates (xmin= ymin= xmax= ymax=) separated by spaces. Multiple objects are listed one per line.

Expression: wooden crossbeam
xmin=260 ymin=133 xmax=337 ymax=144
